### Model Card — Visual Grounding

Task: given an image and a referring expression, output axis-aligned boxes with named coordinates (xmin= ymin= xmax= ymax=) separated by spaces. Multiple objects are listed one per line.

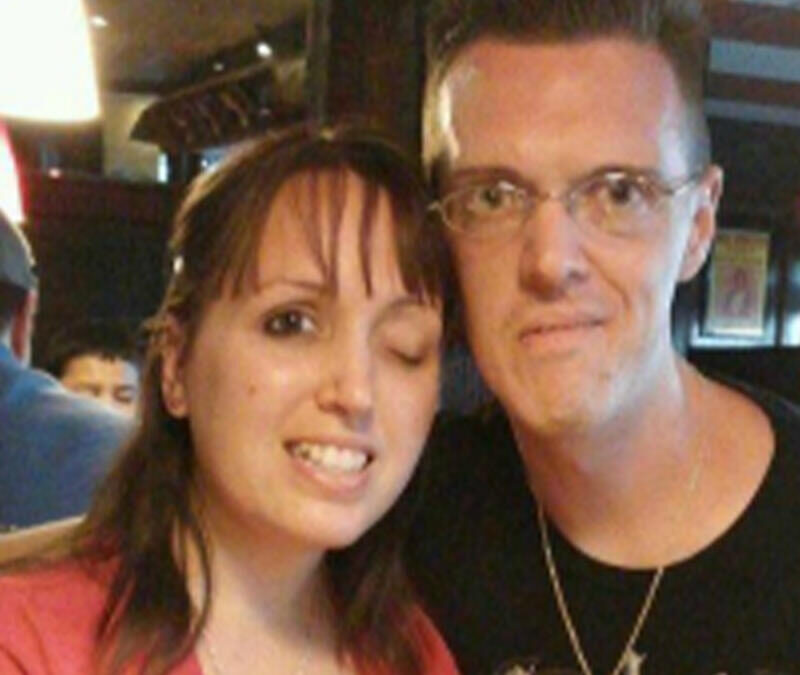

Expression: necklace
xmin=534 ymin=383 xmax=710 ymax=675
xmin=536 ymin=501 xmax=663 ymax=675
xmin=199 ymin=629 xmax=312 ymax=675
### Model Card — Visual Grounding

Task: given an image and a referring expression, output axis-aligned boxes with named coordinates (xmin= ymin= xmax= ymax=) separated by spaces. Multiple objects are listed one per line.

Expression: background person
xmin=0 ymin=126 xmax=457 ymax=675
xmin=408 ymin=1 xmax=800 ymax=673
xmin=43 ymin=318 xmax=141 ymax=416
xmin=0 ymin=214 xmax=129 ymax=530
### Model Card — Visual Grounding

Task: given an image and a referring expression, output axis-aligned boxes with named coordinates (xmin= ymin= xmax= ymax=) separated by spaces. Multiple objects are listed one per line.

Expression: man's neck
xmin=514 ymin=359 xmax=727 ymax=567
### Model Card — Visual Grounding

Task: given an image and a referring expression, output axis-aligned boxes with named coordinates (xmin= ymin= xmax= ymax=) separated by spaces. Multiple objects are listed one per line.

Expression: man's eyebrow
xmin=580 ymin=163 xmax=660 ymax=179
xmin=443 ymin=165 xmax=531 ymax=192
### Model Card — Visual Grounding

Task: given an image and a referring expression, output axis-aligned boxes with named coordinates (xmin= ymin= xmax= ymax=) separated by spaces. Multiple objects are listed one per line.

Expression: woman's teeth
xmin=289 ymin=442 xmax=369 ymax=473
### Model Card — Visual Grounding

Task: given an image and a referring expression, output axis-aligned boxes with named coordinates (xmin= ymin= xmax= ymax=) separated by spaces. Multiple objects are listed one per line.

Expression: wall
xmin=21 ymin=171 xmax=179 ymax=365
xmin=101 ymin=93 xmax=162 ymax=182
xmin=684 ymin=116 xmax=800 ymax=404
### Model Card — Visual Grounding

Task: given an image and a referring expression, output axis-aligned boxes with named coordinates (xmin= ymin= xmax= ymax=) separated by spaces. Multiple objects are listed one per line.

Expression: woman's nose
xmin=315 ymin=335 xmax=375 ymax=428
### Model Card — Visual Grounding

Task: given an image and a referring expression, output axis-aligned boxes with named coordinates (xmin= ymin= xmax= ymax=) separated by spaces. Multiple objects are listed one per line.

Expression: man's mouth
xmin=520 ymin=317 xmax=603 ymax=336
xmin=287 ymin=442 xmax=372 ymax=474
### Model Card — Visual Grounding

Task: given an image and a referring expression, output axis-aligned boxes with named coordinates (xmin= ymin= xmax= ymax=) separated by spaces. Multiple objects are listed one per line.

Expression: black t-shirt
xmin=407 ymin=387 xmax=800 ymax=675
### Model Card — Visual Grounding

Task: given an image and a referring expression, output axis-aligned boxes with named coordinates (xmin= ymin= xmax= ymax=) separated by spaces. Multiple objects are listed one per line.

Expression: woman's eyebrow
xmin=254 ymin=276 xmax=332 ymax=294
xmin=377 ymin=294 xmax=441 ymax=325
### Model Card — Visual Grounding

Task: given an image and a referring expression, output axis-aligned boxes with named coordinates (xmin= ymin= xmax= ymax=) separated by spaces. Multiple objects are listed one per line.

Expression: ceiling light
xmin=0 ymin=0 xmax=99 ymax=122
xmin=0 ymin=123 xmax=24 ymax=223
xmin=90 ymin=15 xmax=108 ymax=28
xmin=213 ymin=61 xmax=225 ymax=72
xmin=256 ymin=41 xmax=273 ymax=59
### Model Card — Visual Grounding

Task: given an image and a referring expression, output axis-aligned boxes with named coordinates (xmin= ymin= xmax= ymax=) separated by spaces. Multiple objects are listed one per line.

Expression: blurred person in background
xmin=0 ymin=126 xmax=457 ymax=675
xmin=0 ymin=213 xmax=129 ymax=530
xmin=44 ymin=318 xmax=141 ymax=416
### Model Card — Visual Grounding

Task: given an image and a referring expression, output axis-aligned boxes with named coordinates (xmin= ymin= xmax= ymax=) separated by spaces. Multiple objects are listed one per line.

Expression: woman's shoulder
xmin=0 ymin=556 xmax=111 ymax=604
xmin=0 ymin=556 xmax=203 ymax=675
xmin=407 ymin=606 xmax=460 ymax=675
xmin=0 ymin=558 xmax=113 ymax=673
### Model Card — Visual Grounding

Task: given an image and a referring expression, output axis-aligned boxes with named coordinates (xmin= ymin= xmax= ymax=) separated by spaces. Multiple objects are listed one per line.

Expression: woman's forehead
xmin=272 ymin=167 xmax=371 ymax=212
xmin=265 ymin=167 xmax=385 ymax=235
xmin=251 ymin=168 xmax=398 ymax=285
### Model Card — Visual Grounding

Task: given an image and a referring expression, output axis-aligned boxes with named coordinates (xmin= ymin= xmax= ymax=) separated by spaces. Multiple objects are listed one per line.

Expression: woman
xmin=0 ymin=125 xmax=456 ymax=675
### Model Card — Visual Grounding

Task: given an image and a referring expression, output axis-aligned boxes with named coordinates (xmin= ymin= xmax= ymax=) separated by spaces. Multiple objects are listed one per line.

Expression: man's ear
xmin=10 ymin=290 xmax=36 ymax=366
xmin=160 ymin=315 xmax=189 ymax=418
xmin=679 ymin=165 xmax=724 ymax=282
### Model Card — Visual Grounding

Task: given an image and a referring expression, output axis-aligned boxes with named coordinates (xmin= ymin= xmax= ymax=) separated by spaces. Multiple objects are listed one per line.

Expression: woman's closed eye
xmin=387 ymin=344 xmax=429 ymax=367
xmin=380 ymin=323 xmax=440 ymax=368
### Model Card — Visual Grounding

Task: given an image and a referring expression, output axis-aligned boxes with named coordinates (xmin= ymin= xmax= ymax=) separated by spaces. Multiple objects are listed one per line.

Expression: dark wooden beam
xmin=708 ymin=72 xmax=800 ymax=109
xmin=706 ymin=0 xmax=800 ymax=49
xmin=324 ymin=0 xmax=425 ymax=152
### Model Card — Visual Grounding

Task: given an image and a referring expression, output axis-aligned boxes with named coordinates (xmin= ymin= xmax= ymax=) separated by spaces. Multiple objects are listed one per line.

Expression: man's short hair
xmin=423 ymin=0 xmax=711 ymax=181
xmin=0 ymin=213 xmax=36 ymax=333
xmin=43 ymin=319 xmax=141 ymax=378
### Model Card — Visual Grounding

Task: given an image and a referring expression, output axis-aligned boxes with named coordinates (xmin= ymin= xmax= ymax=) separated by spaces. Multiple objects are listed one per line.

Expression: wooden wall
xmin=21 ymin=171 xmax=179 ymax=366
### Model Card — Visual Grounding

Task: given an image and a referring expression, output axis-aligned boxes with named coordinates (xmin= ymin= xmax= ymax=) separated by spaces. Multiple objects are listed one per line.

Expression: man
xmin=0 ymin=214 xmax=129 ymax=529
xmin=408 ymin=1 xmax=800 ymax=673
xmin=44 ymin=319 xmax=140 ymax=416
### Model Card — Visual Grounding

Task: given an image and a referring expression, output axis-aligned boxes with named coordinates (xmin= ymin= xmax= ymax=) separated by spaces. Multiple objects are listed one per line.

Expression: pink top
xmin=0 ymin=560 xmax=458 ymax=674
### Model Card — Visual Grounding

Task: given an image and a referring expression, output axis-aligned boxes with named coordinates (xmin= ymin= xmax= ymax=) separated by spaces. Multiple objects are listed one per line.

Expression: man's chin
xmin=505 ymin=393 xmax=605 ymax=440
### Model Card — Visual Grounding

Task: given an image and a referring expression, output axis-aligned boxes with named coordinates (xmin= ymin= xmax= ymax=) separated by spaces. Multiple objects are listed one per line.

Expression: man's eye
xmin=263 ymin=310 xmax=317 ymax=336
xmin=464 ymin=182 xmax=519 ymax=215
xmin=594 ymin=174 xmax=654 ymax=209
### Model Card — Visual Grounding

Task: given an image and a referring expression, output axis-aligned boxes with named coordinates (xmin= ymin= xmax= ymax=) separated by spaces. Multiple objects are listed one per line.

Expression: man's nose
xmin=517 ymin=197 xmax=589 ymax=295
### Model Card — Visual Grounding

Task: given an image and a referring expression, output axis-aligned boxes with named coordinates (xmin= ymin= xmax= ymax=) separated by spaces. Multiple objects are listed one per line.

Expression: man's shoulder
xmin=0 ymin=359 xmax=129 ymax=528
xmin=0 ymin=361 xmax=130 ymax=447
xmin=714 ymin=375 xmax=800 ymax=451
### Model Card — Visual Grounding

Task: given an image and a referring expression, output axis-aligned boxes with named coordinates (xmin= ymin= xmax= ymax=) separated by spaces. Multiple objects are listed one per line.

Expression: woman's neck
xmin=182 ymin=513 xmax=342 ymax=675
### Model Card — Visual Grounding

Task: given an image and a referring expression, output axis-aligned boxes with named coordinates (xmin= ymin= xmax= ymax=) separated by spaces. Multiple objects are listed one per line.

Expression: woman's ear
xmin=160 ymin=316 xmax=189 ymax=418
xmin=679 ymin=164 xmax=724 ymax=282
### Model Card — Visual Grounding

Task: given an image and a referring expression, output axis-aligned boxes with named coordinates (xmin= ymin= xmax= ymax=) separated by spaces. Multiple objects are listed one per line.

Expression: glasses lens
xmin=444 ymin=182 xmax=524 ymax=236
xmin=573 ymin=172 xmax=665 ymax=235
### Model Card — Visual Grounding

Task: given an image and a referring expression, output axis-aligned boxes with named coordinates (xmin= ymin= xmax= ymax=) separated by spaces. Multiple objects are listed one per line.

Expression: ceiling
xmin=705 ymin=0 xmax=800 ymax=127
xmin=85 ymin=0 xmax=308 ymax=93
xmin=82 ymin=0 xmax=800 ymax=126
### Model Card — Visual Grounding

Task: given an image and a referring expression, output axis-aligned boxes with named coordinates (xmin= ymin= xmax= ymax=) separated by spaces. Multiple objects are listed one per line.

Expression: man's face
xmin=60 ymin=353 xmax=140 ymax=415
xmin=434 ymin=37 xmax=721 ymax=439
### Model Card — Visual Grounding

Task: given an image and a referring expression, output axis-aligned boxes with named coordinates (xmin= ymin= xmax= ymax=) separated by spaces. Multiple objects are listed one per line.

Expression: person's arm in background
xmin=0 ymin=516 xmax=81 ymax=564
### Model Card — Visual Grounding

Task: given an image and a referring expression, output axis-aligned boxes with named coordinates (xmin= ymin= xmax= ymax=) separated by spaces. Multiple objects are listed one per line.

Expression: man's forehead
xmin=434 ymin=37 xmax=690 ymax=178
xmin=441 ymin=36 xmax=678 ymax=102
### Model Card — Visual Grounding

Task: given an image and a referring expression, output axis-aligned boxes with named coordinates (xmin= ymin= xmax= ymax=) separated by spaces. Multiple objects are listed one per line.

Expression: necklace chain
xmin=199 ymin=629 xmax=312 ymax=675
xmin=535 ymin=409 xmax=708 ymax=675
xmin=536 ymin=502 xmax=663 ymax=675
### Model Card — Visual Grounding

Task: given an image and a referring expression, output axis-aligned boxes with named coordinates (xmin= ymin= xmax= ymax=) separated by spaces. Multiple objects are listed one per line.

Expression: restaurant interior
xmin=2 ymin=0 xmax=799 ymax=410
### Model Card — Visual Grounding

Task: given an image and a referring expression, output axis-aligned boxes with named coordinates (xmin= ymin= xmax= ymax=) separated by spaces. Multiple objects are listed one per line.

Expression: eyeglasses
xmin=430 ymin=167 xmax=703 ymax=240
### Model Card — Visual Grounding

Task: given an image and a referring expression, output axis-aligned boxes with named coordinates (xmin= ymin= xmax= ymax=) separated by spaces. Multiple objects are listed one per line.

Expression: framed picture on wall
xmin=703 ymin=229 xmax=770 ymax=337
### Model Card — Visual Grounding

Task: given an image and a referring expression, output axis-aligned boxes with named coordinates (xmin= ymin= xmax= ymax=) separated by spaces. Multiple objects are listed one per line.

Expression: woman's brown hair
xmin=63 ymin=124 xmax=452 ymax=674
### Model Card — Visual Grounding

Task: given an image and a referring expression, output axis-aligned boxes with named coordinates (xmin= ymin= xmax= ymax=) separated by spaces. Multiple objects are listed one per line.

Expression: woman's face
xmin=162 ymin=170 xmax=442 ymax=553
